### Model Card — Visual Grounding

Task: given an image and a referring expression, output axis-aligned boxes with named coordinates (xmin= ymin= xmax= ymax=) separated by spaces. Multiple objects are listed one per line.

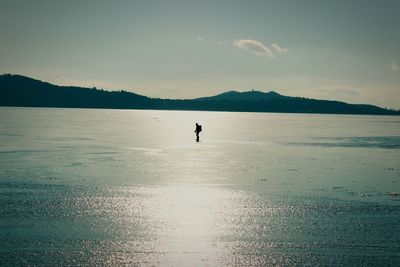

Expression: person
xmin=194 ymin=123 xmax=202 ymax=142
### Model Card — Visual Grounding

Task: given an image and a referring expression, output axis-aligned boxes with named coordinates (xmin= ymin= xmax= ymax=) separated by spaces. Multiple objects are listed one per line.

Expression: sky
xmin=1 ymin=0 xmax=399 ymax=108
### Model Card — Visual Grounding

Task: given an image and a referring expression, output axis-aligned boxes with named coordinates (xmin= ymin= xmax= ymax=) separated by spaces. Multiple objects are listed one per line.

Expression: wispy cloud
xmin=391 ymin=59 xmax=398 ymax=71
xmin=233 ymin=39 xmax=274 ymax=58
xmin=272 ymin=43 xmax=288 ymax=54
xmin=196 ymin=36 xmax=203 ymax=41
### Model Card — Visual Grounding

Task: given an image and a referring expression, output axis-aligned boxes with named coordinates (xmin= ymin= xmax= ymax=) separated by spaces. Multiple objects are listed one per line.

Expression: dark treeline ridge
xmin=1 ymin=74 xmax=399 ymax=115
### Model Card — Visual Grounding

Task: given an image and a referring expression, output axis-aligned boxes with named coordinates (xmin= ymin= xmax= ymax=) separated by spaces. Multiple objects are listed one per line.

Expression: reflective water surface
xmin=1 ymin=107 xmax=400 ymax=265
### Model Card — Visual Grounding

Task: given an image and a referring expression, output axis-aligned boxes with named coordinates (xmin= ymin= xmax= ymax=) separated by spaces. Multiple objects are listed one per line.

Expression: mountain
xmin=0 ymin=74 xmax=399 ymax=115
xmin=194 ymin=90 xmax=286 ymax=101
xmin=0 ymin=74 xmax=152 ymax=109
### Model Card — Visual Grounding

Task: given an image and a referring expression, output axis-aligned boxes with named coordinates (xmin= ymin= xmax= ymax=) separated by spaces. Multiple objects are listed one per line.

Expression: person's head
xmin=196 ymin=123 xmax=199 ymax=126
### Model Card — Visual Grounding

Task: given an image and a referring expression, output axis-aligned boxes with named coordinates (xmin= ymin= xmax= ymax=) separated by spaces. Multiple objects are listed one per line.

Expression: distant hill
xmin=0 ymin=74 xmax=152 ymax=109
xmin=194 ymin=90 xmax=286 ymax=101
xmin=0 ymin=74 xmax=399 ymax=115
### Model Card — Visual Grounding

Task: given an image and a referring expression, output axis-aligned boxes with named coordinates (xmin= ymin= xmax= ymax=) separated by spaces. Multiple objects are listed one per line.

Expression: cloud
xmin=233 ymin=39 xmax=274 ymax=58
xmin=196 ymin=36 xmax=203 ymax=41
xmin=272 ymin=43 xmax=288 ymax=54
xmin=391 ymin=60 xmax=398 ymax=71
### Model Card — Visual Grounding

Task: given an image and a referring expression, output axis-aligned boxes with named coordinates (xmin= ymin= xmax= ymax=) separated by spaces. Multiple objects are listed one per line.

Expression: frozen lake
xmin=1 ymin=107 xmax=400 ymax=265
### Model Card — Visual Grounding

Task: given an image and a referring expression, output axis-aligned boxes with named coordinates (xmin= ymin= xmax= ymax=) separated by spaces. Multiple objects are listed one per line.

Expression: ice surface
xmin=0 ymin=107 xmax=399 ymax=265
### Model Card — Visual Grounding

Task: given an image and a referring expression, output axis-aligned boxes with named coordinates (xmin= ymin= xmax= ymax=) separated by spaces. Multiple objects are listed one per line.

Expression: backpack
xmin=199 ymin=125 xmax=202 ymax=132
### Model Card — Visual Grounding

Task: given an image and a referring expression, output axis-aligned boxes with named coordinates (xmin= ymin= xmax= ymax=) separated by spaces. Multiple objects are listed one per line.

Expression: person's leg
xmin=196 ymin=133 xmax=199 ymax=142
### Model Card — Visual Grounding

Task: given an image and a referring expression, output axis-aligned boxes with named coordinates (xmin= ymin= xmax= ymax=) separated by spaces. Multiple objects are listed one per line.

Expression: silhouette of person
xmin=194 ymin=123 xmax=202 ymax=142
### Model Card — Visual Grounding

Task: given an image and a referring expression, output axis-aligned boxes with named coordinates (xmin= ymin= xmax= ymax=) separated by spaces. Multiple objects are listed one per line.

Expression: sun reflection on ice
xmin=147 ymin=184 xmax=236 ymax=265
